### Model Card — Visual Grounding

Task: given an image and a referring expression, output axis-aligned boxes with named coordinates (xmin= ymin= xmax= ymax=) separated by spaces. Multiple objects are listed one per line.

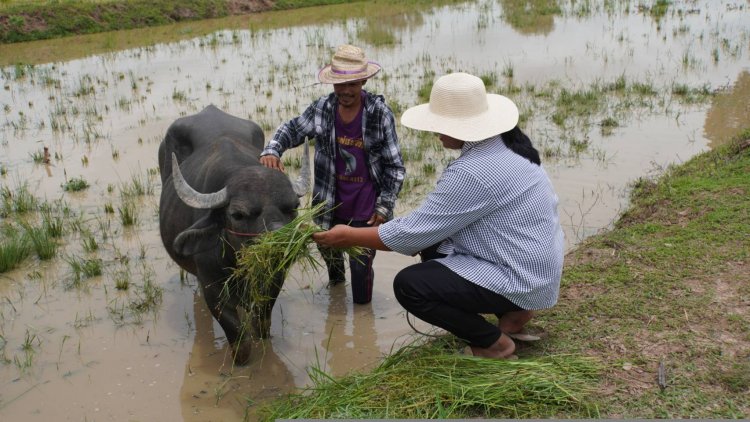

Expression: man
xmin=260 ymin=44 xmax=405 ymax=305
xmin=313 ymin=72 xmax=564 ymax=359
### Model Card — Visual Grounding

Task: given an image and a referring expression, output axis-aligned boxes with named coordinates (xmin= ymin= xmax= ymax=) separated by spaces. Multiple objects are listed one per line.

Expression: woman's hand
xmin=313 ymin=225 xmax=390 ymax=251
xmin=312 ymin=224 xmax=352 ymax=248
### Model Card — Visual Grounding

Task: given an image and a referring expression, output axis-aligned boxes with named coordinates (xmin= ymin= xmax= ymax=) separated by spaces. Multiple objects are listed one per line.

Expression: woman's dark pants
xmin=393 ymin=259 xmax=522 ymax=348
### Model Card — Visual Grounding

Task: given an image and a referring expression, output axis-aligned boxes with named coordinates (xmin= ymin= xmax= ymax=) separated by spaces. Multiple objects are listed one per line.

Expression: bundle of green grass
xmin=228 ymin=203 xmax=364 ymax=305
xmin=258 ymin=337 xmax=602 ymax=419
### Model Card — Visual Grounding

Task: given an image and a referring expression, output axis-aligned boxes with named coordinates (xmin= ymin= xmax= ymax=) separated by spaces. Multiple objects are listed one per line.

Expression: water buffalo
xmin=158 ymin=105 xmax=309 ymax=365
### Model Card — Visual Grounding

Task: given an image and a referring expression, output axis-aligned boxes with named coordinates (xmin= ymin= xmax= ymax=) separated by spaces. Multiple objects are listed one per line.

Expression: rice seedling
xmin=172 ymin=88 xmax=188 ymax=102
xmin=73 ymin=310 xmax=97 ymax=329
xmin=57 ymin=335 xmax=70 ymax=370
xmin=421 ymin=162 xmax=436 ymax=176
xmin=108 ymin=267 xmax=163 ymax=325
xmin=417 ymin=79 xmax=434 ymax=102
xmin=114 ymin=269 xmax=131 ymax=291
xmin=599 ymin=116 xmax=619 ymax=136
xmin=14 ymin=329 xmax=41 ymax=373
xmin=259 ymin=336 xmax=601 ymax=420
xmin=502 ymin=62 xmax=515 ymax=79
xmin=121 ymin=172 xmax=154 ymax=197
xmin=29 ymin=149 xmax=46 ymax=163
xmin=0 ymin=224 xmax=32 ymax=273
xmin=479 ymin=71 xmax=498 ymax=88
xmin=38 ymin=205 xmax=64 ymax=239
xmin=129 ymin=271 xmax=163 ymax=314
xmin=282 ymin=155 xmax=302 ymax=170
xmin=62 ymin=176 xmax=89 ymax=192
xmin=118 ymin=199 xmax=138 ymax=226
xmin=2 ymin=183 xmax=38 ymax=214
xmin=81 ymin=230 xmax=98 ymax=253
xmin=21 ymin=221 xmax=58 ymax=260
xmin=65 ymin=256 xmax=103 ymax=288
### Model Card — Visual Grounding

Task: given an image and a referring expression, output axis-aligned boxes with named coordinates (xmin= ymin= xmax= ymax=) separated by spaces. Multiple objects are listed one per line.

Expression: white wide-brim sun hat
xmin=401 ymin=72 xmax=519 ymax=142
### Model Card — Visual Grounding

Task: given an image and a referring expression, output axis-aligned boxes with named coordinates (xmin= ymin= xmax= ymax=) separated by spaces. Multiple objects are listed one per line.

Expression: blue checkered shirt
xmin=379 ymin=136 xmax=564 ymax=309
xmin=261 ymin=91 xmax=405 ymax=229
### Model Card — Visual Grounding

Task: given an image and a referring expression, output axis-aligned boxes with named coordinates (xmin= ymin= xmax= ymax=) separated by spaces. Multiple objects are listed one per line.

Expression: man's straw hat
xmin=401 ymin=72 xmax=519 ymax=142
xmin=318 ymin=44 xmax=381 ymax=84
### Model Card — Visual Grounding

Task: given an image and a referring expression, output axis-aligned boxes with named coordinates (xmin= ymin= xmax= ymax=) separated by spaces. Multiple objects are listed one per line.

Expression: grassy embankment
xmin=0 ymin=0 xmax=360 ymax=44
xmin=257 ymin=130 xmax=750 ymax=419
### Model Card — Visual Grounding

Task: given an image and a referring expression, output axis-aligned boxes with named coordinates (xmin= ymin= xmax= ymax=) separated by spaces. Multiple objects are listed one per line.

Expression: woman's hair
xmin=500 ymin=126 xmax=541 ymax=165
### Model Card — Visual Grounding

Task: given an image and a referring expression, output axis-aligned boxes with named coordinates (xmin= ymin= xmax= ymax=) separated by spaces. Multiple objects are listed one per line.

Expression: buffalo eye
xmin=282 ymin=205 xmax=298 ymax=218
xmin=230 ymin=211 xmax=245 ymax=221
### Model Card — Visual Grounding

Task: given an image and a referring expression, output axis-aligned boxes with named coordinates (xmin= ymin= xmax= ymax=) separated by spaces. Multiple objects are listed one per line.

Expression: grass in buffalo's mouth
xmin=229 ymin=202 xmax=364 ymax=306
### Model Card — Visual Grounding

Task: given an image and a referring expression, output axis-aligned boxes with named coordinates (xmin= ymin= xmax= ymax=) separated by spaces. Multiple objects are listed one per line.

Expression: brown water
xmin=1 ymin=0 xmax=748 ymax=420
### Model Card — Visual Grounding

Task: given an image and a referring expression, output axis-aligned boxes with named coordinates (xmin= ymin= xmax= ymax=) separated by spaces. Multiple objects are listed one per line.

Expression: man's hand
xmin=260 ymin=155 xmax=285 ymax=172
xmin=367 ymin=212 xmax=385 ymax=226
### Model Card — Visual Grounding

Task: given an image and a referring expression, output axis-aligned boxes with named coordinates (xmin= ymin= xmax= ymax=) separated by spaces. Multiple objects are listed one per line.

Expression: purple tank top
xmin=333 ymin=98 xmax=376 ymax=221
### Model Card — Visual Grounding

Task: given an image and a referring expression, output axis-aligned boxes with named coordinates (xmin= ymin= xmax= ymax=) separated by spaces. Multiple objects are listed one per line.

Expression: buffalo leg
xmin=249 ymin=273 xmax=285 ymax=339
xmin=197 ymin=273 xmax=253 ymax=364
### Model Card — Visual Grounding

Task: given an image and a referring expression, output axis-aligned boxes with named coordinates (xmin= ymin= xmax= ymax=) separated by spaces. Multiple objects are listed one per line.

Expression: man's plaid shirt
xmin=261 ymin=91 xmax=405 ymax=229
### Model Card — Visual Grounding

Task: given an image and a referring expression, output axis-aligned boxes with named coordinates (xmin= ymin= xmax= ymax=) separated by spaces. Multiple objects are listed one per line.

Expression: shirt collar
xmin=461 ymin=134 xmax=501 ymax=153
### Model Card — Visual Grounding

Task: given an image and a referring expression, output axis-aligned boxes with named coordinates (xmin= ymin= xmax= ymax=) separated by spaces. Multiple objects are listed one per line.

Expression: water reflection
xmin=356 ymin=8 xmax=426 ymax=47
xmin=704 ymin=70 xmax=750 ymax=146
xmin=499 ymin=0 xmax=560 ymax=35
xmin=180 ymin=288 xmax=295 ymax=421
xmin=322 ymin=285 xmax=380 ymax=378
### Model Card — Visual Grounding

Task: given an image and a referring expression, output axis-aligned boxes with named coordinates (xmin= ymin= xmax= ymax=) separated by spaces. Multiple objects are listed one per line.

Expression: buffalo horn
xmin=171 ymin=152 xmax=228 ymax=209
xmin=291 ymin=139 xmax=311 ymax=197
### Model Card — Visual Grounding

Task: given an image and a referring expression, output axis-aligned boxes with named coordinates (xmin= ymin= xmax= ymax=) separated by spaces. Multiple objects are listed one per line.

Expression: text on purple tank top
xmin=334 ymin=98 xmax=376 ymax=221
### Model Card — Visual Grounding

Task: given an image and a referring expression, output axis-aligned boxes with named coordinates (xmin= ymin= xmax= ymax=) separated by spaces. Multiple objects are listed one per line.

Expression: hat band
xmin=331 ymin=65 xmax=369 ymax=75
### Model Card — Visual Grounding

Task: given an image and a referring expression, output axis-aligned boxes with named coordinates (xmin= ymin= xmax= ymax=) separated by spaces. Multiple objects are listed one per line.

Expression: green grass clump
xmin=22 ymin=222 xmax=58 ymax=260
xmin=62 ymin=176 xmax=89 ymax=192
xmin=0 ymin=224 xmax=32 ymax=272
xmin=230 ymin=202 xmax=364 ymax=306
xmin=66 ymin=256 xmax=103 ymax=288
xmin=259 ymin=337 xmax=601 ymax=420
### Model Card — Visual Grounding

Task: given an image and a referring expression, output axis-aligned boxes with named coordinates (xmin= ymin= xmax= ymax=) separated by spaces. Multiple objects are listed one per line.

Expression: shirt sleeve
xmin=261 ymin=99 xmax=320 ymax=157
xmin=374 ymin=103 xmax=405 ymax=219
xmin=378 ymin=164 xmax=493 ymax=256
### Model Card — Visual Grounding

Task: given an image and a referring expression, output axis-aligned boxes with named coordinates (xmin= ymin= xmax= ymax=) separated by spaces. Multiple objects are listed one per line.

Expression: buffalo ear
xmin=174 ymin=213 xmax=220 ymax=256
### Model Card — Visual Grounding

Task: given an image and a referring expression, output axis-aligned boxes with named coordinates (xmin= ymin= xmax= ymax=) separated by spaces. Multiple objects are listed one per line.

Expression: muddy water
xmin=1 ymin=0 xmax=748 ymax=421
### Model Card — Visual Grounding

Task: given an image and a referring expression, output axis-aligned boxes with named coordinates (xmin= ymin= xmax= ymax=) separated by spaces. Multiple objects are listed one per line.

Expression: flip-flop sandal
xmin=507 ymin=331 xmax=545 ymax=342
xmin=461 ymin=346 xmax=518 ymax=360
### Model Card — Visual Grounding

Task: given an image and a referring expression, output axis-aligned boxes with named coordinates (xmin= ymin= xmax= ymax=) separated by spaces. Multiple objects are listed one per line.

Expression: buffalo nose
xmin=266 ymin=221 xmax=285 ymax=231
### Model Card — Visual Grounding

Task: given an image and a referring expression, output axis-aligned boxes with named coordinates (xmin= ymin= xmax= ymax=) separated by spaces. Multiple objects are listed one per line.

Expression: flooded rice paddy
xmin=1 ymin=0 xmax=749 ymax=420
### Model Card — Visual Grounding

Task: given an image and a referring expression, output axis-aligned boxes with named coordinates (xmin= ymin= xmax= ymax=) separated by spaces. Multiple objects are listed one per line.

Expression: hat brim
xmin=401 ymin=94 xmax=519 ymax=142
xmin=318 ymin=62 xmax=381 ymax=84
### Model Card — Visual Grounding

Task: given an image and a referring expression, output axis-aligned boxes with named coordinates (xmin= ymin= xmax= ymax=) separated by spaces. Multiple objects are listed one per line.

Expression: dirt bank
xmin=0 ymin=0 xmax=354 ymax=44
